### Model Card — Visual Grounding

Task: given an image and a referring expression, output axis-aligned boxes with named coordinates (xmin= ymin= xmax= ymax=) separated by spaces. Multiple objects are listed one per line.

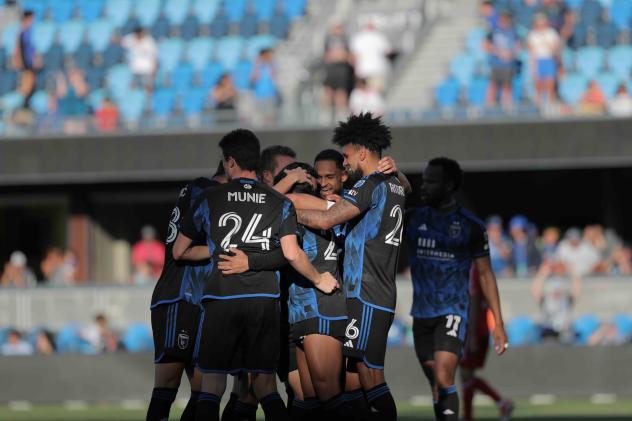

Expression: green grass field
xmin=1 ymin=399 xmax=631 ymax=421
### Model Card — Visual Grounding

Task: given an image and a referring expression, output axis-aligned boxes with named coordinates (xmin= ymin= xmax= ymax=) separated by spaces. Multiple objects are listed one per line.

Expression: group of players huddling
xmin=145 ymin=113 xmax=510 ymax=421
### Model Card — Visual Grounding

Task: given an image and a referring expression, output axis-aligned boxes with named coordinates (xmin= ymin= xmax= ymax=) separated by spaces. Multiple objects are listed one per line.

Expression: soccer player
xmin=461 ymin=266 xmax=514 ymax=421
xmin=261 ymin=145 xmax=298 ymax=186
xmin=172 ymin=129 xmax=338 ymax=421
xmin=295 ymin=113 xmax=405 ymax=421
xmin=147 ymin=162 xmax=226 ymax=421
xmin=404 ymin=157 xmax=508 ymax=421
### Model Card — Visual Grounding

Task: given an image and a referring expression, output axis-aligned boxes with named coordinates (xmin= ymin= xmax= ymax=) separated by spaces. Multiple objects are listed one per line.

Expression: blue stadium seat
xmin=506 ymin=316 xmax=540 ymax=346
xmin=158 ymin=38 xmax=184 ymax=73
xmin=0 ymin=47 xmax=6 ymax=69
xmin=246 ymin=35 xmax=277 ymax=60
xmin=1 ymin=23 xmax=18 ymax=55
xmin=595 ymin=71 xmax=620 ymax=98
xmin=22 ymin=0 xmax=47 ymax=19
xmin=466 ymin=27 xmax=488 ymax=60
xmin=32 ymin=21 xmax=56 ymax=54
xmin=434 ymin=78 xmax=460 ymax=108
xmin=59 ymin=19 xmax=85 ymax=54
xmin=88 ymin=19 xmax=115 ymax=53
xmin=611 ymin=0 xmax=632 ymax=30
xmin=231 ymin=59 xmax=252 ymax=90
xmin=171 ymin=61 xmax=194 ymax=93
xmin=135 ymin=0 xmax=161 ymax=27
xmin=580 ymin=0 xmax=603 ymax=27
xmin=122 ymin=323 xmax=153 ymax=352
xmin=1 ymin=91 xmax=22 ymax=113
xmin=449 ymin=53 xmax=477 ymax=86
xmin=559 ymin=73 xmax=588 ymax=105
xmin=612 ymin=313 xmax=632 ymax=340
xmin=192 ymin=0 xmax=221 ymax=24
xmin=269 ymin=10 xmax=289 ymax=38
xmin=571 ymin=23 xmax=588 ymax=49
xmin=224 ymin=0 xmax=247 ymax=23
xmin=43 ymin=43 xmax=64 ymax=71
xmin=186 ymin=37 xmax=215 ymax=71
xmin=466 ymin=77 xmax=489 ymax=106
xmin=121 ymin=16 xmax=141 ymax=36
xmin=181 ymin=87 xmax=207 ymax=114
xmin=151 ymin=87 xmax=176 ymax=116
xmin=575 ymin=46 xmax=604 ymax=79
xmin=0 ymin=70 xmax=17 ymax=95
xmin=240 ymin=10 xmax=259 ymax=38
xmin=106 ymin=64 xmax=132 ymax=99
xmin=0 ymin=327 xmax=10 ymax=346
xmin=50 ymin=0 xmax=75 ymax=23
xmin=573 ymin=314 xmax=601 ymax=345
xmin=105 ymin=0 xmax=133 ymax=27
xmin=102 ymin=40 xmax=124 ymax=68
xmin=596 ymin=22 xmax=617 ymax=48
xmin=607 ymin=45 xmax=632 ymax=79
xmin=56 ymin=323 xmax=97 ymax=354
xmin=164 ymin=0 xmax=191 ymax=26
xmin=512 ymin=72 xmax=524 ymax=101
xmin=283 ymin=0 xmax=307 ymax=21
xmin=210 ymin=9 xmax=230 ymax=38
xmin=215 ymin=36 xmax=245 ymax=70
xmin=180 ymin=14 xmax=200 ymax=41
xmin=77 ymin=0 xmax=105 ymax=22
xmin=73 ymin=41 xmax=94 ymax=70
xmin=86 ymin=66 xmax=105 ymax=89
xmin=151 ymin=13 xmax=170 ymax=40
xmin=29 ymin=89 xmax=49 ymax=114
xmin=88 ymin=88 xmax=107 ymax=110
xmin=565 ymin=0 xmax=584 ymax=9
xmin=255 ymin=0 xmax=277 ymax=21
xmin=561 ymin=47 xmax=575 ymax=71
xmin=118 ymin=88 xmax=146 ymax=122
xmin=201 ymin=60 xmax=224 ymax=88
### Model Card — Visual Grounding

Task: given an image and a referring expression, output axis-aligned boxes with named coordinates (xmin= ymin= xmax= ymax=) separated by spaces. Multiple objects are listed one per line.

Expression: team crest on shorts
xmin=449 ymin=221 xmax=461 ymax=238
xmin=177 ymin=332 xmax=190 ymax=350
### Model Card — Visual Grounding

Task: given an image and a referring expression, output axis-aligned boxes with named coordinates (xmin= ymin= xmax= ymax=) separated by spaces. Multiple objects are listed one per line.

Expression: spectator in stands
xmin=539 ymin=226 xmax=561 ymax=263
xmin=480 ymin=1 xmax=498 ymax=31
xmin=578 ymin=80 xmax=607 ymax=115
xmin=588 ymin=322 xmax=628 ymax=346
xmin=56 ymin=67 xmax=89 ymax=134
xmin=131 ymin=225 xmax=164 ymax=283
xmin=609 ymin=245 xmax=632 ymax=275
xmin=486 ymin=215 xmax=513 ymax=277
xmin=212 ymin=74 xmax=237 ymax=110
xmin=0 ymin=250 xmax=36 ymax=288
xmin=485 ymin=12 xmax=520 ymax=108
xmin=37 ymin=91 xmax=62 ymax=133
xmin=540 ymin=0 xmax=568 ymax=31
xmin=350 ymin=20 xmax=392 ymax=93
xmin=0 ymin=329 xmax=34 ymax=355
xmin=608 ymin=83 xmax=632 ymax=117
xmin=250 ymin=48 xmax=279 ymax=123
xmin=556 ymin=227 xmax=600 ymax=277
xmin=349 ymin=78 xmax=385 ymax=117
xmin=122 ymin=27 xmax=158 ymax=91
xmin=41 ymin=246 xmax=75 ymax=285
xmin=82 ymin=313 xmax=119 ymax=353
xmin=509 ymin=215 xmax=541 ymax=277
xmin=322 ymin=22 xmax=353 ymax=119
xmin=559 ymin=9 xmax=577 ymax=48
xmin=94 ymin=97 xmax=119 ymax=132
xmin=13 ymin=10 xmax=38 ymax=108
xmin=527 ymin=13 xmax=561 ymax=105
xmin=35 ymin=330 xmax=56 ymax=355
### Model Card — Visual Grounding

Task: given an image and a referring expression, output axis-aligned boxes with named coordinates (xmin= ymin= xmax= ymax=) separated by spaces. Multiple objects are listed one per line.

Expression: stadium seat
xmin=122 ymin=323 xmax=153 ymax=353
xmin=231 ymin=59 xmax=253 ymax=90
xmin=561 ymin=47 xmax=575 ymax=71
xmin=118 ymin=88 xmax=146 ymax=122
xmin=269 ymin=10 xmax=290 ymax=38
xmin=186 ymin=37 xmax=215 ymax=71
xmin=32 ymin=21 xmax=56 ymax=54
xmin=106 ymin=64 xmax=132 ymax=99
xmin=0 ymin=47 xmax=6 ymax=70
xmin=595 ymin=71 xmax=620 ymax=98
xmin=607 ymin=45 xmax=632 ymax=79
xmin=88 ymin=88 xmax=107 ymax=110
xmin=506 ymin=316 xmax=540 ymax=346
xmin=466 ymin=27 xmax=488 ymax=61
xmin=575 ymin=46 xmax=604 ymax=79
xmin=565 ymin=0 xmax=584 ymax=9
xmin=449 ymin=53 xmax=477 ymax=86
xmin=151 ymin=13 xmax=170 ymax=40
xmin=255 ymin=0 xmax=277 ymax=21
xmin=59 ymin=20 xmax=85 ymax=54
xmin=171 ymin=61 xmax=194 ymax=93
xmin=0 ymin=70 xmax=17 ymax=95
xmin=158 ymin=38 xmax=185 ymax=73
xmin=215 ymin=36 xmax=245 ymax=70
xmin=467 ymin=77 xmax=489 ymax=106
xmin=210 ymin=9 xmax=230 ymax=38
xmin=201 ymin=60 xmax=224 ymax=88
xmin=49 ymin=0 xmax=75 ymax=23
xmin=74 ymin=41 xmax=94 ymax=70
xmin=573 ymin=314 xmax=601 ymax=345
xmin=434 ymin=78 xmax=460 ymax=108
xmin=611 ymin=0 xmax=632 ymax=30
xmin=121 ymin=16 xmax=141 ymax=36
xmin=102 ymin=41 xmax=124 ymax=69
xmin=86 ymin=66 xmax=106 ymax=90
xmin=240 ymin=9 xmax=260 ymax=38
xmin=596 ymin=22 xmax=617 ymax=48
xmin=0 ymin=23 xmax=17 ymax=55
xmin=181 ymin=87 xmax=208 ymax=115
xmin=224 ymin=0 xmax=247 ymax=23
xmin=29 ymin=90 xmax=49 ymax=114
xmin=0 ymin=327 xmax=10 ymax=345
xmin=192 ymin=0 xmax=221 ymax=24
xmin=571 ymin=24 xmax=588 ymax=49
xmin=77 ymin=0 xmax=105 ymax=22
xmin=56 ymin=323 xmax=97 ymax=354
xmin=512 ymin=72 xmax=524 ymax=101
xmin=88 ymin=19 xmax=115 ymax=53
xmin=151 ymin=87 xmax=176 ymax=116
xmin=164 ymin=0 xmax=191 ymax=26
xmin=559 ymin=73 xmax=588 ymax=105
xmin=43 ymin=43 xmax=64 ymax=71
xmin=612 ymin=313 xmax=632 ymax=340
xmin=580 ymin=0 xmax=603 ymax=27
xmin=135 ymin=0 xmax=161 ymax=27
xmin=1 ymin=91 xmax=24 ymax=113
xmin=246 ymin=35 xmax=277 ymax=60
xmin=180 ymin=14 xmax=200 ymax=41
xmin=105 ymin=0 xmax=133 ymax=27
xmin=283 ymin=0 xmax=307 ymax=21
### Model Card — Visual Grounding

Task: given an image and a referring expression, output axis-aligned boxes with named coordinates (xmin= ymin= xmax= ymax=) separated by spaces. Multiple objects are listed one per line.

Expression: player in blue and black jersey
xmin=172 ymin=129 xmax=338 ymax=421
xmin=405 ymin=157 xmax=508 ymax=421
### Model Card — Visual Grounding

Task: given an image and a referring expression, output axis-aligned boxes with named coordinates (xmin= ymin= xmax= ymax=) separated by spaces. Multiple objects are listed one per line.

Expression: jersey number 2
xmin=384 ymin=205 xmax=403 ymax=246
xmin=219 ymin=212 xmax=271 ymax=251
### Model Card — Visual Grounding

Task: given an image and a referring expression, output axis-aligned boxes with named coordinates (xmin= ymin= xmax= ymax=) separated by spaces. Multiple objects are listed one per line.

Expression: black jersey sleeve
xmin=469 ymin=222 xmax=490 ymax=259
xmin=179 ymin=195 xmax=208 ymax=241
xmin=248 ymin=247 xmax=287 ymax=271
xmin=279 ymin=199 xmax=299 ymax=238
xmin=342 ymin=177 xmax=376 ymax=213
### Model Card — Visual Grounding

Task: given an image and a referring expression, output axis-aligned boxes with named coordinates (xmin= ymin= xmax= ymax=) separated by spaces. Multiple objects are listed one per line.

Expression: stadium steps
xmin=386 ymin=0 xmax=479 ymax=110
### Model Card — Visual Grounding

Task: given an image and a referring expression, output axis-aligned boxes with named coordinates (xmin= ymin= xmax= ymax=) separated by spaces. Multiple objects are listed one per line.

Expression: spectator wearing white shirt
xmin=608 ymin=83 xmax=632 ymax=118
xmin=1 ymin=330 xmax=34 ymax=356
xmin=349 ymin=78 xmax=385 ymax=116
xmin=527 ymin=13 xmax=560 ymax=105
xmin=556 ymin=227 xmax=600 ymax=277
xmin=121 ymin=27 xmax=158 ymax=90
xmin=350 ymin=21 xmax=392 ymax=93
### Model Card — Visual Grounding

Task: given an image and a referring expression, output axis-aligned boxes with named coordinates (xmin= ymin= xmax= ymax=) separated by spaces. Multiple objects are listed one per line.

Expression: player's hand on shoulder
xmin=315 ymin=271 xmax=339 ymax=294
xmin=493 ymin=324 xmax=509 ymax=356
xmin=378 ymin=156 xmax=398 ymax=174
xmin=218 ymin=247 xmax=249 ymax=275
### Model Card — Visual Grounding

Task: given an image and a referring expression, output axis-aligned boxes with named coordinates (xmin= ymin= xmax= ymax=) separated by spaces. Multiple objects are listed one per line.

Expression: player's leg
xmin=180 ymin=365 xmax=202 ymax=421
xmin=196 ymin=372 xmax=228 ymax=421
xmin=293 ymin=343 xmax=318 ymax=421
xmin=344 ymin=367 xmax=370 ymax=421
xmin=220 ymin=375 xmax=240 ymax=421
xmin=413 ymin=318 xmax=440 ymax=418
xmin=232 ymin=374 xmax=258 ymax=421
xmin=147 ymin=362 xmax=184 ymax=421
xmin=433 ymin=314 xmax=467 ymax=421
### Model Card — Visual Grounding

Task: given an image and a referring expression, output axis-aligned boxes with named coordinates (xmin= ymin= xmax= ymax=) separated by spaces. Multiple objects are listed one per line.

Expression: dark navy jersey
xmin=342 ymin=172 xmax=406 ymax=313
xmin=151 ymin=178 xmax=219 ymax=308
xmin=288 ymin=224 xmax=346 ymax=324
xmin=180 ymin=178 xmax=298 ymax=300
xmin=405 ymin=206 xmax=489 ymax=319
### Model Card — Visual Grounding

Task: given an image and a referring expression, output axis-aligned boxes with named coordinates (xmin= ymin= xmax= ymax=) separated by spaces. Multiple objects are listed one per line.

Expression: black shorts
xmin=413 ymin=315 xmax=467 ymax=363
xmin=151 ymin=300 xmax=202 ymax=365
xmin=196 ymin=298 xmax=280 ymax=374
xmin=342 ymin=298 xmax=394 ymax=370
xmin=291 ymin=317 xmax=347 ymax=343
xmin=324 ymin=62 xmax=352 ymax=90
xmin=277 ymin=299 xmax=291 ymax=381
xmin=491 ymin=67 xmax=513 ymax=86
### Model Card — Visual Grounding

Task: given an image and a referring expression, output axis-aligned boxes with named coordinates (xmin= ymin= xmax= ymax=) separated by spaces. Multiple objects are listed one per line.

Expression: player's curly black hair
xmin=332 ymin=112 xmax=391 ymax=155
xmin=273 ymin=162 xmax=317 ymax=195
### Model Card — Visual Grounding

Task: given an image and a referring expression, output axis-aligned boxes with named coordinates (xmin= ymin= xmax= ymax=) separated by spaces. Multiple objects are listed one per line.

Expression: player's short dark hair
xmin=219 ymin=129 xmax=260 ymax=172
xmin=428 ymin=157 xmax=463 ymax=192
xmin=314 ymin=149 xmax=345 ymax=170
xmin=260 ymin=145 xmax=296 ymax=174
xmin=23 ymin=10 xmax=33 ymax=19
xmin=332 ymin=112 xmax=391 ymax=155
xmin=273 ymin=162 xmax=317 ymax=195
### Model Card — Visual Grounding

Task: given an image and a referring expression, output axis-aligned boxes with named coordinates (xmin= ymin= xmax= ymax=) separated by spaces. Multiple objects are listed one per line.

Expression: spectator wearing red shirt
xmin=131 ymin=225 xmax=164 ymax=283
xmin=94 ymin=97 xmax=119 ymax=132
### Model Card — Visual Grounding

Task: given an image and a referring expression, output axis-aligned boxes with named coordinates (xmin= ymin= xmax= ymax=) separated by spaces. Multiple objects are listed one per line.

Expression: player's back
xmin=343 ymin=172 xmax=406 ymax=312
